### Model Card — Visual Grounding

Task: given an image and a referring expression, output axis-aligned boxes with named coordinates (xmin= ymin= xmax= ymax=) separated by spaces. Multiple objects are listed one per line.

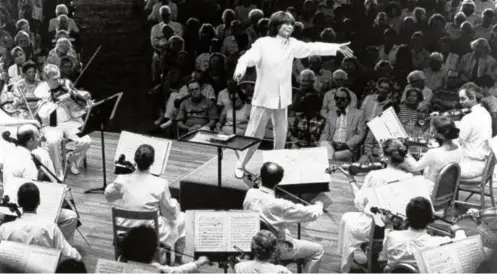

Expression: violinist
xmin=243 ymin=162 xmax=325 ymax=273
xmin=1 ymin=124 xmax=79 ymax=244
xmin=338 ymin=139 xmax=414 ymax=273
xmin=403 ymin=116 xmax=462 ymax=185
xmin=458 ymin=83 xmax=492 ymax=179
xmin=234 ymin=230 xmax=291 ymax=273
xmin=379 ymin=197 xmax=466 ymax=271
xmin=34 ymin=64 xmax=91 ymax=177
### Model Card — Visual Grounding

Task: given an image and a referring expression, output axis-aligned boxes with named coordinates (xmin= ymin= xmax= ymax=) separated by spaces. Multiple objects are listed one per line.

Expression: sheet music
xmin=373 ymin=176 xmax=432 ymax=215
xmin=367 ymin=107 xmax=407 ymax=145
xmin=192 ymin=210 xmax=260 ymax=252
xmin=0 ymin=241 xmax=61 ymax=273
xmin=2 ymin=179 xmax=65 ymax=222
xmin=95 ymin=259 xmax=159 ymax=273
xmin=227 ymin=211 xmax=260 ymax=252
xmin=115 ymin=131 xmax=172 ymax=176
xmin=262 ymin=147 xmax=329 ymax=185
xmin=194 ymin=211 xmax=227 ymax=252
xmin=416 ymin=235 xmax=484 ymax=273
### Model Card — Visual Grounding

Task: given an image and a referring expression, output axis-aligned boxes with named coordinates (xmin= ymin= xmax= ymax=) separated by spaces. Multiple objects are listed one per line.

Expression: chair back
xmin=431 ymin=163 xmax=460 ymax=214
xmin=111 ymin=207 xmax=160 ymax=260
xmin=480 ymin=152 xmax=496 ymax=186
xmin=385 ymin=263 xmax=419 ymax=273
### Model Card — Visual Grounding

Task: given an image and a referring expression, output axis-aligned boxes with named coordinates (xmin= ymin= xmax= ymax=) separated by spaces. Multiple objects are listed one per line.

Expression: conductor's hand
xmin=339 ymin=42 xmax=354 ymax=58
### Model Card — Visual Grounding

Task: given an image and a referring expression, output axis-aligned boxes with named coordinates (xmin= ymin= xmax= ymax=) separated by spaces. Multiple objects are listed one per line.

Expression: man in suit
xmin=319 ymin=87 xmax=366 ymax=161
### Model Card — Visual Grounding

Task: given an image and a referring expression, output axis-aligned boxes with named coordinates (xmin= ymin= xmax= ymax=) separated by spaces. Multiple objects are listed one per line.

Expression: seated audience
xmin=321 ymin=69 xmax=358 ymax=118
xmin=104 ymin=144 xmax=186 ymax=264
xmin=404 ymin=116 xmax=462 ymax=184
xmin=234 ymin=230 xmax=291 ymax=273
xmin=48 ymin=4 xmax=79 ymax=34
xmin=121 ymin=225 xmax=210 ymax=272
xmin=398 ymin=87 xmax=430 ymax=136
xmin=458 ymin=38 xmax=497 ymax=83
xmin=379 ymin=196 xmax=466 ymax=271
xmin=243 ymin=162 xmax=325 ymax=273
xmin=217 ymin=86 xmax=251 ymax=135
xmin=438 ymin=36 xmax=460 ymax=72
xmin=308 ymin=55 xmax=333 ymax=93
xmin=176 ymin=80 xmax=218 ymax=133
xmin=7 ymin=46 xmax=26 ymax=84
xmin=401 ymin=70 xmax=433 ymax=109
xmin=0 ymin=182 xmax=81 ymax=261
xmin=423 ymin=52 xmax=447 ymax=91
xmin=458 ymin=83 xmax=492 ymax=179
xmin=319 ymin=87 xmax=366 ymax=161
xmin=338 ymin=138 xmax=414 ymax=273
xmin=361 ymin=78 xmax=394 ymax=122
xmin=56 ymin=259 xmax=87 ymax=273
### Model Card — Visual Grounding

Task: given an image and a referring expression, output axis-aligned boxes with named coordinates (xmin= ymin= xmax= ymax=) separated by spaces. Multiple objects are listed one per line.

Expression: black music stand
xmin=178 ymin=130 xmax=262 ymax=208
xmin=78 ymin=92 xmax=123 ymax=194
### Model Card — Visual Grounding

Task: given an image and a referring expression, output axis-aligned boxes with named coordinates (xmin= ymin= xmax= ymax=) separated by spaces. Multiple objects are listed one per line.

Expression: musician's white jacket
xmin=235 ymin=36 xmax=343 ymax=109
xmin=338 ymin=167 xmax=413 ymax=273
xmin=243 ymin=186 xmax=325 ymax=273
xmin=0 ymin=145 xmax=79 ymax=246
xmin=104 ymin=171 xmax=185 ymax=247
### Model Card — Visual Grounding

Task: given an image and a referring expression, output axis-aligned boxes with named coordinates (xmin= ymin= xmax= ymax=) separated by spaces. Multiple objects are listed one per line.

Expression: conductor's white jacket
xmin=235 ymin=36 xmax=342 ymax=110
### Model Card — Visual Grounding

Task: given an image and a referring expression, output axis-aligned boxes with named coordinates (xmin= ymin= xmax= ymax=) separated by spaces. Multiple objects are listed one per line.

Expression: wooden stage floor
xmin=69 ymin=132 xmax=495 ymax=273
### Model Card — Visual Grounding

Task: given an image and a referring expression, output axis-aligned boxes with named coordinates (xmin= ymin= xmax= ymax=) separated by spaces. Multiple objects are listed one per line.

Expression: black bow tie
xmin=336 ymin=109 xmax=346 ymax=116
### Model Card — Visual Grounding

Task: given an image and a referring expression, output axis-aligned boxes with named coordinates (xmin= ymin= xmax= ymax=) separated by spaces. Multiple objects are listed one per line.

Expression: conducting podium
xmin=178 ymin=130 xmax=262 ymax=208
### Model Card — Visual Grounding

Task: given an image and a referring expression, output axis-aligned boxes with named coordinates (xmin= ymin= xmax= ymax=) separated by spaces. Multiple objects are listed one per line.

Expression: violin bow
xmin=73 ymin=45 xmax=102 ymax=88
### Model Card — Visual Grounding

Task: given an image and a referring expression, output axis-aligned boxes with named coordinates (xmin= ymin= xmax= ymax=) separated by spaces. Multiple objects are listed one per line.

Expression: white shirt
xmin=235 ymin=36 xmax=341 ymax=109
xmin=458 ymin=104 xmax=492 ymax=161
xmin=2 ymin=146 xmax=38 ymax=195
xmin=243 ymin=186 xmax=323 ymax=240
xmin=0 ymin=213 xmax=81 ymax=261
xmin=235 ymin=260 xmax=291 ymax=273
xmin=7 ymin=64 xmax=22 ymax=85
xmin=34 ymin=82 xmax=73 ymax=125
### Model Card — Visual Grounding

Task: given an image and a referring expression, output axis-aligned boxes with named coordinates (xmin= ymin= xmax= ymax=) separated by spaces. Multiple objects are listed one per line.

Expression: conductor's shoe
xmin=234 ymin=162 xmax=244 ymax=179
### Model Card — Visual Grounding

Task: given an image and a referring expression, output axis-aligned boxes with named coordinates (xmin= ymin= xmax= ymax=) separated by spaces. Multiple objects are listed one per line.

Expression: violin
xmin=431 ymin=108 xmax=471 ymax=120
xmin=400 ymin=136 xmax=439 ymax=149
xmin=114 ymin=154 xmax=136 ymax=175
xmin=370 ymin=206 xmax=407 ymax=230
xmin=326 ymin=161 xmax=387 ymax=176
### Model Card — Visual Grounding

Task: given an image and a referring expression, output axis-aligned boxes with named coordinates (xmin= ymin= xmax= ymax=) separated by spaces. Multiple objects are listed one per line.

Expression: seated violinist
xmin=379 ymin=196 xmax=466 ymax=271
xmin=34 ymin=64 xmax=92 ymax=177
xmin=403 ymin=116 xmax=462 ymax=184
xmin=338 ymin=139 xmax=414 ymax=273
xmin=0 ymin=182 xmax=81 ymax=261
xmin=319 ymin=88 xmax=366 ymax=161
xmin=234 ymin=230 xmax=291 ymax=273
xmin=243 ymin=162 xmax=325 ymax=273
xmin=1 ymin=124 xmax=79 ymax=244
xmin=120 ymin=225 xmax=210 ymax=272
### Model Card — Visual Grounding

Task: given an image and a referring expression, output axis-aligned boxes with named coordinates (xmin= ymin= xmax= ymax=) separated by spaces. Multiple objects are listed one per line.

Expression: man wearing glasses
xmin=176 ymin=80 xmax=218 ymax=134
xmin=319 ymin=88 xmax=366 ymax=161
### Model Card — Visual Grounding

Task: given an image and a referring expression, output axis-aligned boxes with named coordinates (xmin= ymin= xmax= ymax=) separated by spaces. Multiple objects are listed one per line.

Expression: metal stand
xmin=84 ymin=123 xmax=107 ymax=193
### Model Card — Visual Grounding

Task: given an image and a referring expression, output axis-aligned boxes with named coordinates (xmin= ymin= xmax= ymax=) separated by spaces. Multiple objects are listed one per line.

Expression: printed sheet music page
xmin=95 ymin=259 xmax=159 ymax=273
xmin=415 ymin=235 xmax=484 ymax=273
xmin=192 ymin=210 xmax=260 ymax=252
xmin=115 ymin=131 xmax=172 ymax=176
xmin=0 ymin=241 xmax=61 ymax=273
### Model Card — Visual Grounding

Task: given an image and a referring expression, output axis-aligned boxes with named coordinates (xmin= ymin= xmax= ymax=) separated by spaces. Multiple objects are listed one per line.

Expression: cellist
xmin=34 ymin=64 xmax=91 ymax=178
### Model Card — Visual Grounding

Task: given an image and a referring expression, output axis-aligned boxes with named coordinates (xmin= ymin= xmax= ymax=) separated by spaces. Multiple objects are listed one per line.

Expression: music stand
xmin=178 ymin=130 xmax=262 ymax=208
xmin=78 ymin=92 xmax=123 ymax=194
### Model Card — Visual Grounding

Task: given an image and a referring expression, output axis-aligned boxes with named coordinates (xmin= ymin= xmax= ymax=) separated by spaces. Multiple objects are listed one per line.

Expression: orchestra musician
xmin=243 ymin=162 xmax=325 ymax=273
xmin=403 ymin=116 xmax=462 ymax=184
xmin=34 ymin=64 xmax=91 ymax=178
xmin=104 ymin=144 xmax=186 ymax=265
xmin=457 ymin=82 xmax=492 ymax=179
xmin=1 ymin=124 xmax=79 ymax=244
xmin=12 ymin=61 xmax=41 ymax=115
xmin=338 ymin=139 xmax=414 ymax=273
xmin=234 ymin=230 xmax=291 ymax=273
xmin=0 ymin=182 xmax=81 ymax=261
xmin=379 ymin=196 xmax=466 ymax=271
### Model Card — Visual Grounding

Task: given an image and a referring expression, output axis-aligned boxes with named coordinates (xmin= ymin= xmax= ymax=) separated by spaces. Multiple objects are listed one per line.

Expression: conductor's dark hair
xmin=121 ymin=225 xmax=158 ymax=264
xmin=22 ymin=60 xmax=37 ymax=73
xmin=18 ymin=182 xmax=40 ymax=212
xmin=268 ymin=11 xmax=295 ymax=37
xmin=56 ymin=259 xmax=87 ymax=273
xmin=251 ymin=230 xmax=278 ymax=261
xmin=406 ymin=196 xmax=434 ymax=230
xmin=134 ymin=144 xmax=155 ymax=171
xmin=260 ymin=162 xmax=284 ymax=188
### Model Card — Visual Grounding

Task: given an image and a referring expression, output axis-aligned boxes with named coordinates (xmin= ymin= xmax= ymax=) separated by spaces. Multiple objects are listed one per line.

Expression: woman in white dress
xmin=403 ymin=116 xmax=462 ymax=188
xmin=338 ymin=139 xmax=414 ymax=273
xmin=104 ymin=144 xmax=186 ymax=264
